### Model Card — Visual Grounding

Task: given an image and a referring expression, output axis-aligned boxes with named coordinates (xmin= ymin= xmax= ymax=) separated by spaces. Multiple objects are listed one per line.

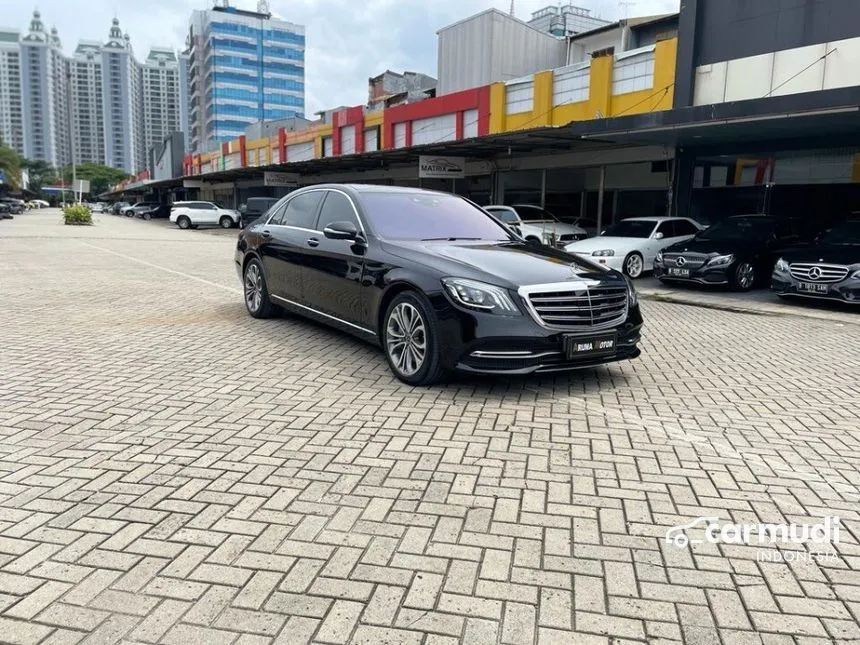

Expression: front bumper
xmin=772 ymin=274 xmax=860 ymax=304
xmin=434 ymin=299 xmax=643 ymax=375
xmin=654 ymin=263 xmax=730 ymax=286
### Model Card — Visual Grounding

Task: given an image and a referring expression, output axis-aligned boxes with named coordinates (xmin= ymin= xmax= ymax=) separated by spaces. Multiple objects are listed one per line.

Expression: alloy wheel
xmin=736 ymin=262 xmax=755 ymax=290
xmin=244 ymin=263 xmax=263 ymax=313
xmin=386 ymin=302 xmax=426 ymax=377
xmin=625 ymin=253 xmax=643 ymax=278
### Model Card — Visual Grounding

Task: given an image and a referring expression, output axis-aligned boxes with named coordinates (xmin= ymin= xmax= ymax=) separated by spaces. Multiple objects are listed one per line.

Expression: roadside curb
xmin=638 ymin=289 xmax=860 ymax=326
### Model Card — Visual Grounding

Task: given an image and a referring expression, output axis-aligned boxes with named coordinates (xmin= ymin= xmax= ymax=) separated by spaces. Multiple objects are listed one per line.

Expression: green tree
xmin=21 ymin=158 xmax=57 ymax=194
xmin=62 ymin=163 xmax=129 ymax=197
xmin=0 ymin=139 xmax=21 ymax=189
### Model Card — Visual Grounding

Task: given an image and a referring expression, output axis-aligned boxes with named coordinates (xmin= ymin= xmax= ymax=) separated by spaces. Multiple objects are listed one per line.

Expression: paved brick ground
xmin=0 ymin=210 xmax=859 ymax=645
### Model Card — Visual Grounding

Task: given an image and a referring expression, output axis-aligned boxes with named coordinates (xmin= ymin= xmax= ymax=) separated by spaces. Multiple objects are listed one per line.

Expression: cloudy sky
xmin=5 ymin=0 xmax=679 ymax=114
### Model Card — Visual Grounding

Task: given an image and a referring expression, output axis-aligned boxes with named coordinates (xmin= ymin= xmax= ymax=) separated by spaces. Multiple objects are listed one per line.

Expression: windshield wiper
xmin=420 ymin=237 xmax=483 ymax=241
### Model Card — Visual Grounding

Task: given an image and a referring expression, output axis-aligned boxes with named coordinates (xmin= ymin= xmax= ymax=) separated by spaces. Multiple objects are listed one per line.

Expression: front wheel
xmin=731 ymin=261 xmax=756 ymax=291
xmin=143 ymin=212 xmax=151 ymax=220
xmin=219 ymin=215 xmax=234 ymax=229
xmin=176 ymin=216 xmax=191 ymax=230
xmin=382 ymin=292 xmax=444 ymax=386
xmin=243 ymin=259 xmax=277 ymax=318
xmin=623 ymin=252 xmax=644 ymax=279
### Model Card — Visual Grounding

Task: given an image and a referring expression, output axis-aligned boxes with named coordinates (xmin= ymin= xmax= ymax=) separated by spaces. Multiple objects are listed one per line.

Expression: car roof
xmin=300 ymin=183 xmax=452 ymax=196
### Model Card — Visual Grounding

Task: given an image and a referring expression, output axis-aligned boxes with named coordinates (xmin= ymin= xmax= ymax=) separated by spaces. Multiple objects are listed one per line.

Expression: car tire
xmin=143 ymin=212 xmax=151 ymax=220
xmin=623 ymin=252 xmax=644 ymax=279
xmin=731 ymin=261 xmax=756 ymax=291
xmin=219 ymin=215 xmax=233 ymax=229
xmin=243 ymin=259 xmax=277 ymax=319
xmin=176 ymin=215 xmax=191 ymax=230
xmin=526 ymin=236 xmax=542 ymax=244
xmin=382 ymin=291 xmax=445 ymax=386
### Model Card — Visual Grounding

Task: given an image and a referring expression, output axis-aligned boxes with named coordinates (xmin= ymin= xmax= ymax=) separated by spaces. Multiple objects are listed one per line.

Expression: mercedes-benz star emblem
xmin=808 ymin=266 xmax=822 ymax=280
xmin=676 ymin=257 xmax=686 ymax=267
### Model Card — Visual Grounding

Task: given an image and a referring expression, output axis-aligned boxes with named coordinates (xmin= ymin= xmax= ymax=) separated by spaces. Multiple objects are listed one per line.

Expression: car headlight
xmin=442 ymin=278 xmax=520 ymax=315
xmin=852 ymin=269 xmax=860 ymax=279
xmin=775 ymin=258 xmax=789 ymax=273
xmin=592 ymin=249 xmax=615 ymax=257
xmin=706 ymin=254 xmax=734 ymax=267
xmin=655 ymin=251 xmax=664 ymax=265
xmin=625 ymin=277 xmax=637 ymax=306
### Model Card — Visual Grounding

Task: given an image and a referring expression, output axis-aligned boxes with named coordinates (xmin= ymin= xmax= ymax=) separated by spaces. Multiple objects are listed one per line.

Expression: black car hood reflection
xmin=383 ymin=240 xmax=614 ymax=286
xmin=779 ymin=243 xmax=860 ymax=266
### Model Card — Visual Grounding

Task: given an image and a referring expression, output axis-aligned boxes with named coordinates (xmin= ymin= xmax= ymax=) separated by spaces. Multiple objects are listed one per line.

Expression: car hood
xmin=520 ymin=220 xmax=586 ymax=235
xmin=779 ymin=243 xmax=860 ymax=266
xmin=564 ymin=236 xmax=647 ymax=253
xmin=384 ymin=240 xmax=620 ymax=287
xmin=662 ymin=236 xmax=767 ymax=256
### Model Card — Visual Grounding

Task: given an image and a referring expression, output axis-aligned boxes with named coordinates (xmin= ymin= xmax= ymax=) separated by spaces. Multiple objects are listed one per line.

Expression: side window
xmin=282 ymin=192 xmax=324 ymax=229
xmin=675 ymin=220 xmax=698 ymax=236
xmin=656 ymin=221 xmax=675 ymax=237
xmin=266 ymin=199 xmax=289 ymax=225
xmin=315 ymin=191 xmax=359 ymax=232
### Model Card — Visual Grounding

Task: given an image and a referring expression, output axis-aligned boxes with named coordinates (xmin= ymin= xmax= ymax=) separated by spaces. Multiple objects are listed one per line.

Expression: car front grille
xmin=662 ymin=252 xmax=708 ymax=269
xmin=526 ymin=285 xmax=628 ymax=329
xmin=789 ymin=263 xmax=849 ymax=283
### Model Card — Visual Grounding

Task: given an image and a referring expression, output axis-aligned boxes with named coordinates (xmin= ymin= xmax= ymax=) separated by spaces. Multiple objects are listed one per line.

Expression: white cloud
xmin=4 ymin=0 xmax=679 ymax=114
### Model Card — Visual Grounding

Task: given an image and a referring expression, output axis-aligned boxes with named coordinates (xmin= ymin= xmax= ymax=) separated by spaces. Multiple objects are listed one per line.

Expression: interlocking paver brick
xmin=1 ymin=212 xmax=859 ymax=645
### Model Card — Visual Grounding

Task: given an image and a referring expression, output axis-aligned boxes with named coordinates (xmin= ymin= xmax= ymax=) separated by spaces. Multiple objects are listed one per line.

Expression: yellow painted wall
xmin=491 ymin=36 xmax=679 ymax=134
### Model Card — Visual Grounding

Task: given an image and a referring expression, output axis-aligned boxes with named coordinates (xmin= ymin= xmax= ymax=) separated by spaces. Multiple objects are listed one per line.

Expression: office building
xmin=141 ymin=47 xmax=181 ymax=154
xmin=20 ymin=11 xmax=70 ymax=167
xmin=0 ymin=28 xmax=23 ymax=155
xmin=101 ymin=18 xmax=144 ymax=174
xmin=69 ymin=40 xmax=105 ymax=165
xmin=186 ymin=1 xmax=305 ymax=153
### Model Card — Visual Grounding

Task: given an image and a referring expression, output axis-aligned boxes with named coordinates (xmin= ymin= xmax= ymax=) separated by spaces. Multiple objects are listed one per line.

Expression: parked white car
xmin=169 ymin=201 xmax=240 ymax=229
xmin=484 ymin=204 xmax=588 ymax=248
xmin=563 ymin=216 xmax=703 ymax=278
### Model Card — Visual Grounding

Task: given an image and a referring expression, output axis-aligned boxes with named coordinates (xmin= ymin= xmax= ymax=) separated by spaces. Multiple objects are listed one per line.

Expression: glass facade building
xmin=186 ymin=5 xmax=305 ymax=153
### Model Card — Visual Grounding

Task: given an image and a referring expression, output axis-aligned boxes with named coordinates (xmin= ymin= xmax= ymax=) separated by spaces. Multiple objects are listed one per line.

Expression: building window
xmin=553 ymin=63 xmax=590 ymax=106
xmin=612 ymin=47 xmax=655 ymax=95
xmin=505 ymin=78 xmax=534 ymax=115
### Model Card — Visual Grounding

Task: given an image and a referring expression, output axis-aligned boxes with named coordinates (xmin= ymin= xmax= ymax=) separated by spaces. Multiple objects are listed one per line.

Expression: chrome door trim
xmin=270 ymin=294 xmax=377 ymax=335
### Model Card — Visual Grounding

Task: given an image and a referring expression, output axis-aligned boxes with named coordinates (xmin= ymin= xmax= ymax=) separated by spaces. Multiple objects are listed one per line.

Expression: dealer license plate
xmin=668 ymin=267 xmax=690 ymax=277
xmin=564 ymin=333 xmax=617 ymax=359
xmin=798 ymin=282 xmax=828 ymax=294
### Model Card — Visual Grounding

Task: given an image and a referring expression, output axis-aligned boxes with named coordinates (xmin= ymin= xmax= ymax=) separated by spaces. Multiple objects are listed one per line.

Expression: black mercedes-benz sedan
xmin=235 ymin=184 xmax=641 ymax=385
xmin=771 ymin=218 xmax=860 ymax=305
xmin=653 ymin=214 xmax=818 ymax=291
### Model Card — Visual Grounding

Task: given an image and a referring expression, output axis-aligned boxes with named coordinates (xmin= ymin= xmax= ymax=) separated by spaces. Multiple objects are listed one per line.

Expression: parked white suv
xmin=170 ymin=201 xmax=240 ymax=229
xmin=484 ymin=204 xmax=588 ymax=247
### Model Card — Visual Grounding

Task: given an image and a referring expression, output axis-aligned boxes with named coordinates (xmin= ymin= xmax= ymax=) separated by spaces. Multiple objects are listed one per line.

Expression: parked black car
xmin=235 ymin=184 xmax=641 ymax=385
xmin=654 ymin=214 xmax=820 ymax=291
xmin=239 ymin=197 xmax=280 ymax=228
xmin=127 ymin=202 xmax=160 ymax=219
xmin=0 ymin=202 xmax=12 ymax=219
xmin=771 ymin=219 xmax=860 ymax=305
xmin=1 ymin=199 xmax=25 ymax=214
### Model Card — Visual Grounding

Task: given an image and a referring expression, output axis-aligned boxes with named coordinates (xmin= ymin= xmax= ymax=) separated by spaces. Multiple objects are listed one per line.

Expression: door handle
xmin=262 ymin=229 xmax=272 ymax=238
xmin=306 ymin=237 xmax=320 ymax=247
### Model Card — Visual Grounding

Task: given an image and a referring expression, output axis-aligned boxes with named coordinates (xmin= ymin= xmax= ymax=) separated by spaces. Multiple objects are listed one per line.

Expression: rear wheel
xmin=243 ymin=259 xmax=277 ymax=318
xmin=382 ymin=292 xmax=444 ymax=386
xmin=177 ymin=215 xmax=191 ymax=230
xmin=219 ymin=215 xmax=234 ymax=229
xmin=731 ymin=261 xmax=756 ymax=291
xmin=143 ymin=212 xmax=151 ymax=220
xmin=623 ymin=252 xmax=644 ymax=278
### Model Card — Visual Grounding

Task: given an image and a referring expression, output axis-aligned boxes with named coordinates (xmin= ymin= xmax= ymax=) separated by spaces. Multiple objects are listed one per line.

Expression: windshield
xmin=822 ymin=220 xmax=860 ymax=245
xmin=486 ymin=208 xmax=520 ymax=224
xmin=601 ymin=220 xmax=655 ymax=238
xmin=513 ymin=206 xmax=560 ymax=222
xmin=697 ymin=217 xmax=776 ymax=241
xmin=360 ymin=192 xmax=514 ymax=242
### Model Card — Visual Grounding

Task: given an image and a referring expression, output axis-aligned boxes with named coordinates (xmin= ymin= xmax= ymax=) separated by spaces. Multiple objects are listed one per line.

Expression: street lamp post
xmin=65 ymin=68 xmax=77 ymax=203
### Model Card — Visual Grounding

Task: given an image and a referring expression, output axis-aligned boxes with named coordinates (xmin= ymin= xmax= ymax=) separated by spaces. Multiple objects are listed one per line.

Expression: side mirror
xmin=653 ymin=232 xmax=665 ymax=240
xmin=323 ymin=220 xmax=359 ymax=240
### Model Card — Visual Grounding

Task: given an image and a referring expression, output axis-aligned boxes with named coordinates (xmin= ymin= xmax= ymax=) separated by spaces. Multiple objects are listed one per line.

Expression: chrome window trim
xmin=264 ymin=188 xmax=368 ymax=236
xmin=270 ymin=295 xmax=377 ymax=335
